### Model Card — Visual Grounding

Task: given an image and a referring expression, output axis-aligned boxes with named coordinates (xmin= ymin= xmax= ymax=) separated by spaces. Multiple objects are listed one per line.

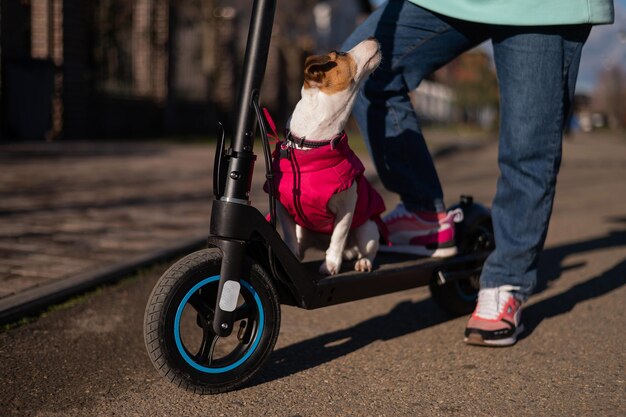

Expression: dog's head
xmin=303 ymin=38 xmax=381 ymax=94
xmin=287 ymin=38 xmax=381 ymax=141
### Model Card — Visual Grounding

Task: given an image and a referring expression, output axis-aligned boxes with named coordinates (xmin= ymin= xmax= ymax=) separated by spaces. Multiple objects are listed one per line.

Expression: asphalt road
xmin=1 ymin=133 xmax=625 ymax=417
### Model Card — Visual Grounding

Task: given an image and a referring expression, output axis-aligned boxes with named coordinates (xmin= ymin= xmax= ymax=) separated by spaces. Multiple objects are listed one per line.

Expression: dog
xmin=268 ymin=38 xmax=384 ymax=275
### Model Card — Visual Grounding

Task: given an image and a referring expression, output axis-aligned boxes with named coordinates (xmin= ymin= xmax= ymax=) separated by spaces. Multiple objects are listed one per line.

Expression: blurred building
xmin=0 ymin=0 xmax=371 ymax=141
xmin=0 ymin=0 xmax=245 ymax=140
xmin=1 ymin=0 xmax=501 ymax=141
xmin=410 ymin=80 xmax=455 ymax=125
xmin=2 ymin=0 xmax=64 ymax=140
xmin=592 ymin=65 xmax=626 ymax=130
xmin=409 ymin=48 xmax=498 ymax=129
xmin=433 ymin=48 xmax=499 ymax=129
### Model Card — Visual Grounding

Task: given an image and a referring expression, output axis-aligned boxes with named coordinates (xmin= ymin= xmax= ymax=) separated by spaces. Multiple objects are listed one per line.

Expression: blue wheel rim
xmin=173 ymin=276 xmax=265 ymax=374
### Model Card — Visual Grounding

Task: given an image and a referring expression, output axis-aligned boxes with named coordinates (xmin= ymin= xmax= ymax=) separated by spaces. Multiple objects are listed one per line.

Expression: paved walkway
xmin=1 ymin=131 xmax=624 ymax=416
xmin=0 ymin=130 xmax=489 ymax=319
xmin=0 ymin=142 xmax=214 ymax=303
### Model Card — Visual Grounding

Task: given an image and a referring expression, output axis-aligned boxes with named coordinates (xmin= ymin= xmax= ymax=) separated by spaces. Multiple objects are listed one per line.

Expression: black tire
xmin=429 ymin=273 xmax=482 ymax=315
xmin=429 ymin=204 xmax=494 ymax=315
xmin=144 ymin=248 xmax=280 ymax=394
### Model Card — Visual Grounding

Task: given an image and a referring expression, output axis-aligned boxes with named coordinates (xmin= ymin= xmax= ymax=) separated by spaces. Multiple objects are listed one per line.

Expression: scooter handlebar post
xmin=223 ymin=0 xmax=277 ymax=202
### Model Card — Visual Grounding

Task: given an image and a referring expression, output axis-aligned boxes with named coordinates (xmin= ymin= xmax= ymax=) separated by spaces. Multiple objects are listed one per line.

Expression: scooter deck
xmin=300 ymin=251 xmax=486 ymax=309
xmin=210 ymin=199 xmax=488 ymax=310
xmin=301 ymin=251 xmax=445 ymax=275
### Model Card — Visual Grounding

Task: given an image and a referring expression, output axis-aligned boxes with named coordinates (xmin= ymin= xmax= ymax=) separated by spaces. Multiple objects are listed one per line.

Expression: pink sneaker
xmin=464 ymin=285 xmax=524 ymax=347
xmin=379 ymin=203 xmax=462 ymax=257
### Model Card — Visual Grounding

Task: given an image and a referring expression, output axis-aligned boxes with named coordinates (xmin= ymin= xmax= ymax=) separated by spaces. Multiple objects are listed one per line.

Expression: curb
xmin=0 ymin=236 xmax=207 ymax=325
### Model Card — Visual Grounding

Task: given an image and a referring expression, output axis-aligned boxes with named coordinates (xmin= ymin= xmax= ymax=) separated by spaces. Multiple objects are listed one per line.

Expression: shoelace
xmin=474 ymin=285 xmax=521 ymax=320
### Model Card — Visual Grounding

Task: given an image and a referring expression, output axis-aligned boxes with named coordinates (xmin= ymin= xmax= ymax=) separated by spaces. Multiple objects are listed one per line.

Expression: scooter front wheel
xmin=144 ymin=248 xmax=280 ymax=394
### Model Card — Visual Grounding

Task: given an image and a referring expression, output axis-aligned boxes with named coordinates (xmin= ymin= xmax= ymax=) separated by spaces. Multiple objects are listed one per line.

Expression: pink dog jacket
xmin=266 ymin=133 xmax=385 ymax=235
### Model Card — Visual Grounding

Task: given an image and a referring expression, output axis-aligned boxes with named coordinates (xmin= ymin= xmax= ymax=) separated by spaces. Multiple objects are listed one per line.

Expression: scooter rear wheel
xmin=429 ymin=206 xmax=494 ymax=315
xmin=144 ymin=248 xmax=280 ymax=394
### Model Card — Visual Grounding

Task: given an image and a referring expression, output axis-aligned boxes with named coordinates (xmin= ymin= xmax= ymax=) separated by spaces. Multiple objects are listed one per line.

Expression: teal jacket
xmin=408 ymin=0 xmax=614 ymax=26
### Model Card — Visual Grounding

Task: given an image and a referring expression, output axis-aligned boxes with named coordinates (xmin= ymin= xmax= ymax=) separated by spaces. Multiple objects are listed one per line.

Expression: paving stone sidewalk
xmin=0 ymin=141 xmax=218 ymax=311
xmin=0 ymin=131 xmax=489 ymax=320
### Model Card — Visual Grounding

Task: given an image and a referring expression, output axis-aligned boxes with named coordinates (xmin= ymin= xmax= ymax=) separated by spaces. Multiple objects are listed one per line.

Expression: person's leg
xmin=483 ymin=25 xmax=591 ymax=299
xmin=341 ymin=0 xmax=487 ymax=213
xmin=465 ymin=24 xmax=591 ymax=346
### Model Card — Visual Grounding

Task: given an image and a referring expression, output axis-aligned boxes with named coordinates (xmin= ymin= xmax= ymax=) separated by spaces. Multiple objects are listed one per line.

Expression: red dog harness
xmin=266 ymin=132 xmax=386 ymax=235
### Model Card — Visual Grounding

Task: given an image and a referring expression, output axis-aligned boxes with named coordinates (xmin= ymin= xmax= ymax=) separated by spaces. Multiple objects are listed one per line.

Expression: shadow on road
xmin=254 ymin=296 xmax=454 ymax=388
xmin=523 ymin=222 xmax=626 ymax=339
xmin=522 ymin=257 xmax=626 ymax=340
xmin=252 ymin=223 xmax=626 ymax=387
xmin=535 ymin=226 xmax=626 ymax=294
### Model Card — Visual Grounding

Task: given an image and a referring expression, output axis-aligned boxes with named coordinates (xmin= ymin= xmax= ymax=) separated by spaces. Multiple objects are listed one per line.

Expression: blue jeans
xmin=342 ymin=0 xmax=590 ymax=300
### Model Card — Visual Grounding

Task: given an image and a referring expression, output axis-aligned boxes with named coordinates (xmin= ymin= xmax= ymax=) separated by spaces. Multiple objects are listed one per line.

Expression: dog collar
xmin=261 ymin=107 xmax=346 ymax=150
xmin=284 ymin=130 xmax=346 ymax=150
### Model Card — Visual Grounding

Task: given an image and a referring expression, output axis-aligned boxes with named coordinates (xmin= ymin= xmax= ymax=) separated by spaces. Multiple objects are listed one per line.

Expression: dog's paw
xmin=319 ymin=259 xmax=340 ymax=275
xmin=354 ymin=258 xmax=372 ymax=272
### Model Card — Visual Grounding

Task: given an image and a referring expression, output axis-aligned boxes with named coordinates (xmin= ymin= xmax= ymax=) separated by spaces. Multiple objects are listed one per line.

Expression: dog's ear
xmin=304 ymin=55 xmax=337 ymax=88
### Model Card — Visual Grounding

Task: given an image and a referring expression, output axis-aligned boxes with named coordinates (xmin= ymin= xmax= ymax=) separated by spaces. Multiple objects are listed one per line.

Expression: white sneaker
xmin=464 ymin=285 xmax=524 ymax=347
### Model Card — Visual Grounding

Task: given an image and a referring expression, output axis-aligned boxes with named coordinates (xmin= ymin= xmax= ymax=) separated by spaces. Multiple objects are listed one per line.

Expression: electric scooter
xmin=143 ymin=0 xmax=494 ymax=394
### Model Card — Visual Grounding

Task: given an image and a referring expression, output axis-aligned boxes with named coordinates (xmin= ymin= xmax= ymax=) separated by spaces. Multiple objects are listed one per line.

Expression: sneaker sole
xmin=464 ymin=323 xmax=525 ymax=347
xmin=379 ymin=244 xmax=458 ymax=258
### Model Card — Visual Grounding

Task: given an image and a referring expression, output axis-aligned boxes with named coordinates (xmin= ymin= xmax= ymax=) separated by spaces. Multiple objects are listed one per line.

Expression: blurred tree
xmin=169 ymin=0 xmax=370 ymax=129
xmin=437 ymin=50 xmax=499 ymax=129
xmin=593 ymin=65 xmax=626 ymax=130
xmin=263 ymin=0 xmax=369 ymax=125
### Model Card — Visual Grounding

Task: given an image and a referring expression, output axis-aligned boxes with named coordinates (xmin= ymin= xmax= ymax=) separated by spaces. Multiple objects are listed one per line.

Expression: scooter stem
xmin=222 ymin=0 xmax=276 ymax=203
xmin=213 ymin=0 xmax=276 ymax=337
